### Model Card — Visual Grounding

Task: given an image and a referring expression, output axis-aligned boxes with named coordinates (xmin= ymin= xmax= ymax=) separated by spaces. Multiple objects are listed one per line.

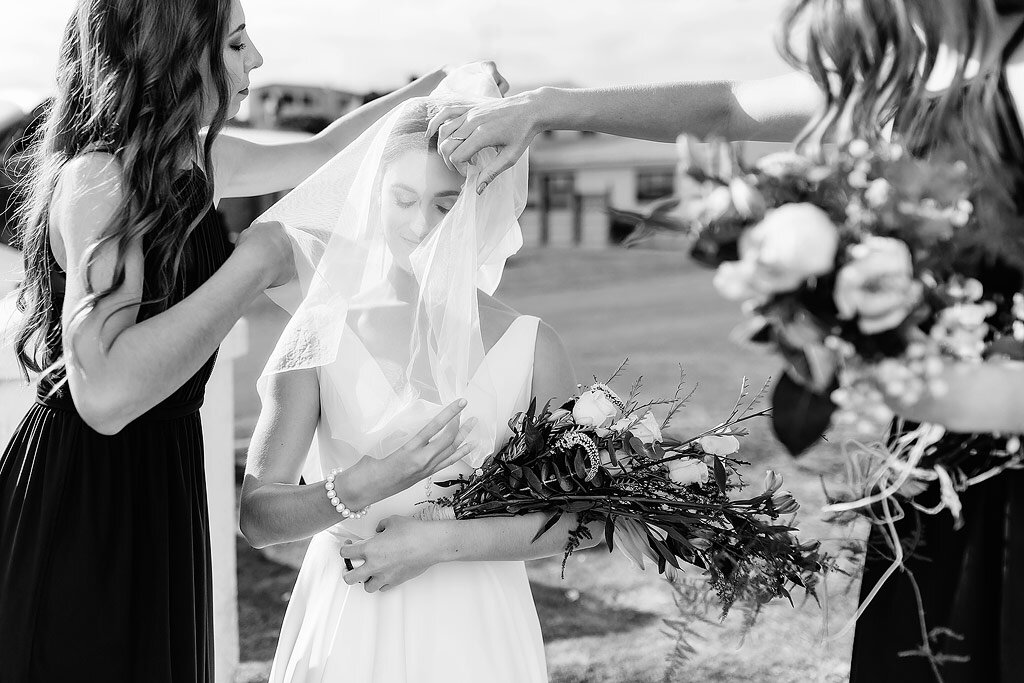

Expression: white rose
xmin=666 ymin=459 xmax=710 ymax=486
xmin=631 ymin=412 xmax=663 ymax=444
xmin=572 ymin=390 xmax=619 ymax=428
xmin=698 ymin=434 xmax=740 ymax=456
xmin=715 ymin=204 xmax=840 ymax=303
xmin=834 ymin=237 xmax=922 ymax=334
xmin=739 ymin=204 xmax=840 ymax=292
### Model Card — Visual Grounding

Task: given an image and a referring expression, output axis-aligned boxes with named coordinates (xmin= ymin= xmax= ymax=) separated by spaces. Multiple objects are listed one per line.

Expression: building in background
xmin=240 ymin=83 xmax=363 ymax=133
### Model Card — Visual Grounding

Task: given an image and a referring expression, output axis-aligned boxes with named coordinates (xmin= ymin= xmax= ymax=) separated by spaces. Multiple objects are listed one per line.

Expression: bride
xmin=239 ymin=67 xmax=601 ymax=683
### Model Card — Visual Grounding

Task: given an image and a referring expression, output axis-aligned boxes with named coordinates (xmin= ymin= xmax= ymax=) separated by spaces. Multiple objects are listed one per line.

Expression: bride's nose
xmin=408 ymin=210 xmax=435 ymax=240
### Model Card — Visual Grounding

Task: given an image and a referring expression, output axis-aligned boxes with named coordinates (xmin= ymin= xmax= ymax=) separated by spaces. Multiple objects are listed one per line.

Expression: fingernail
xmin=458 ymin=399 xmax=468 ymax=408
xmin=477 ymin=183 xmax=487 ymax=195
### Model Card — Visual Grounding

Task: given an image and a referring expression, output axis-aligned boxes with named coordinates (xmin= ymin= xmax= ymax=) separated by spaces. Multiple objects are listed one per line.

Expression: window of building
xmin=636 ymin=168 xmax=675 ymax=202
xmin=526 ymin=172 xmax=576 ymax=209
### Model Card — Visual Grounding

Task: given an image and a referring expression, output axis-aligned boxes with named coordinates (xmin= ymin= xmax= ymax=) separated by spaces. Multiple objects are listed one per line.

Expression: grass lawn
xmin=233 ymin=245 xmax=865 ymax=683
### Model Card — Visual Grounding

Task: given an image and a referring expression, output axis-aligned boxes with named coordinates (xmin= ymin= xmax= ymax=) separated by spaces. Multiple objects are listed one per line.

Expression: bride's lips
xmin=238 ymin=88 xmax=249 ymax=98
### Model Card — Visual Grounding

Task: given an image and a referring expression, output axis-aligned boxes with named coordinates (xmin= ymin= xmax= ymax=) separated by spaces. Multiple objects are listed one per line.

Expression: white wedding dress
xmin=269 ymin=315 xmax=548 ymax=683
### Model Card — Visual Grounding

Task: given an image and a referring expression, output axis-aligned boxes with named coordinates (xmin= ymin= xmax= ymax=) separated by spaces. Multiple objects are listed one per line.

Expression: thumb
xmin=476 ymin=146 xmax=521 ymax=195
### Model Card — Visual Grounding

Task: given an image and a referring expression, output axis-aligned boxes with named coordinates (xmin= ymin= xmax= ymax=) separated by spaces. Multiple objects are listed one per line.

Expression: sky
xmin=0 ymin=0 xmax=794 ymax=100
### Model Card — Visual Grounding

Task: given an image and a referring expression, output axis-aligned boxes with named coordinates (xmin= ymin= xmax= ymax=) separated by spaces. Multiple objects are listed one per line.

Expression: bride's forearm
xmin=238 ymin=475 xmax=375 ymax=550
xmin=432 ymin=512 xmax=603 ymax=563
xmin=887 ymin=361 xmax=1024 ymax=433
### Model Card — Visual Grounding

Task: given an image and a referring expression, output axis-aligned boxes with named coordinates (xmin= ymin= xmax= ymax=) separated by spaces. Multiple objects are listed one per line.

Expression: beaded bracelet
xmin=324 ymin=467 xmax=369 ymax=519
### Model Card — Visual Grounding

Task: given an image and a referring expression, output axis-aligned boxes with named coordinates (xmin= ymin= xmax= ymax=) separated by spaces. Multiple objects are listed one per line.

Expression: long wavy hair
xmin=12 ymin=0 xmax=233 ymax=379
xmin=780 ymin=0 xmax=1024 ymax=269
xmin=779 ymin=0 xmax=1002 ymax=149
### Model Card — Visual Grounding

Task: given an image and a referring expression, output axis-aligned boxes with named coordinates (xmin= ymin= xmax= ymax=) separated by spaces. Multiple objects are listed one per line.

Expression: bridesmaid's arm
xmin=427 ymin=71 xmax=821 ymax=190
xmin=210 ymin=68 xmax=448 ymax=200
xmin=55 ymin=154 xmax=292 ymax=434
xmin=886 ymin=361 xmax=1024 ymax=433
xmin=239 ymin=371 xmax=473 ymax=549
xmin=340 ymin=322 xmax=604 ymax=593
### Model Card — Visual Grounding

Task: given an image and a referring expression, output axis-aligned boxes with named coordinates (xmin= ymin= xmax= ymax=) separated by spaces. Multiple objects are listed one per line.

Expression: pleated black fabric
xmin=0 ymin=167 xmax=231 ymax=682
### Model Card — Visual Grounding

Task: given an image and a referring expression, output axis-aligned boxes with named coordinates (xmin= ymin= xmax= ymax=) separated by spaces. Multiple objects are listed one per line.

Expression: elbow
xmin=74 ymin=390 xmax=135 ymax=436
xmin=238 ymin=498 xmax=271 ymax=550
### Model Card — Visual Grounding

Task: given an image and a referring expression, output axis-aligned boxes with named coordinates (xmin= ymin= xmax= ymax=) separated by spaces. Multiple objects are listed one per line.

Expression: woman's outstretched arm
xmin=887 ymin=361 xmax=1024 ymax=434
xmin=427 ymin=71 xmax=822 ymax=193
xmin=211 ymin=62 xmax=509 ymax=200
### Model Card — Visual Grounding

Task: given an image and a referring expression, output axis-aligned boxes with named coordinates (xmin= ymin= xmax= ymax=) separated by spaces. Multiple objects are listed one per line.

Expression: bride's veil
xmin=257 ymin=64 xmax=529 ymax=475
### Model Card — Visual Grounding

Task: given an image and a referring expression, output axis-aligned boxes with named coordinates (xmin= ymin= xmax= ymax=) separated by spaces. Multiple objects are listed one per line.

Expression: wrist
xmin=531 ymin=86 xmax=570 ymax=133
xmin=228 ymin=243 xmax=278 ymax=292
xmin=413 ymin=68 xmax=447 ymax=93
xmin=331 ymin=463 xmax=374 ymax=512
xmin=430 ymin=521 xmax=460 ymax=563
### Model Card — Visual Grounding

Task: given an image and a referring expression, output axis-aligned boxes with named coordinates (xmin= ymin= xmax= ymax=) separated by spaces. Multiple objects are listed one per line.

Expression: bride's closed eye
xmin=390 ymin=187 xmax=419 ymax=209
xmin=433 ymin=193 xmax=459 ymax=215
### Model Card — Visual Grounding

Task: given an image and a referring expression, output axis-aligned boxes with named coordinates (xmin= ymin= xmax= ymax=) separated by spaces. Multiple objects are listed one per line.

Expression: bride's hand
xmin=339 ymin=516 xmax=444 ymax=592
xmin=344 ymin=401 xmax=477 ymax=507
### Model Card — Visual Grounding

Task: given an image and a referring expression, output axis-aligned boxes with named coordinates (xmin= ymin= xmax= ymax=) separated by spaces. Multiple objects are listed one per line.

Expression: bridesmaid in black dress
xmin=780 ymin=1 xmax=1024 ymax=680
xmin=846 ymin=10 xmax=1024 ymax=683
xmin=0 ymin=1 xmax=484 ymax=680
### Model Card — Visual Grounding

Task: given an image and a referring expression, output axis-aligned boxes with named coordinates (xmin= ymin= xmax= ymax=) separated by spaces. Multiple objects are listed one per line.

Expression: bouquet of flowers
xmin=627 ymin=138 xmax=1024 ymax=667
xmin=631 ymin=138 xmax=1024 ymax=461
xmin=420 ymin=365 xmax=825 ymax=616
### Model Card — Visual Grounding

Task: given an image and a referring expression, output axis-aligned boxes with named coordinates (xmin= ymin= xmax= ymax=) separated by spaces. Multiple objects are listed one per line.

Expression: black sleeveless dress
xmin=0 ymin=167 xmax=231 ymax=682
xmin=849 ymin=21 xmax=1024 ymax=683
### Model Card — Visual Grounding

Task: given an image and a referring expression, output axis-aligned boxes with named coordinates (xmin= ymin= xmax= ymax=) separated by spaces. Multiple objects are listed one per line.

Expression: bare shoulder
xmin=530 ymin=317 xmax=576 ymax=401
xmin=55 ymin=152 xmax=123 ymax=202
xmin=534 ymin=319 xmax=567 ymax=358
xmin=477 ymin=290 xmax=520 ymax=316
xmin=51 ymin=152 xmax=125 ymax=252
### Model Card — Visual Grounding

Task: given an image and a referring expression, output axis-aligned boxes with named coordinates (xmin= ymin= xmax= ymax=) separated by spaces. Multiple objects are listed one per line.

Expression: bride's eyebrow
xmin=434 ymin=191 xmax=460 ymax=198
xmin=391 ymin=183 xmax=419 ymax=195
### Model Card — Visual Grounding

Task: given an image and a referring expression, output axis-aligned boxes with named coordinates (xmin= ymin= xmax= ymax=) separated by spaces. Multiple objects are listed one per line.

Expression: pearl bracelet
xmin=324 ymin=467 xmax=369 ymax=519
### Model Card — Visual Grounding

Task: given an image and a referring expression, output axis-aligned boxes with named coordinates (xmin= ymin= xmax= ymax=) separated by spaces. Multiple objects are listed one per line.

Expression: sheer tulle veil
xmin=257 ymin=65 xmax=529 ymax=478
